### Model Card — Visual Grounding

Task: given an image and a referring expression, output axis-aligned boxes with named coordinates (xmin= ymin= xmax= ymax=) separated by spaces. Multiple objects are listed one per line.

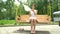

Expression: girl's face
xmin=32 ymin=4 xmax=35 ymax=11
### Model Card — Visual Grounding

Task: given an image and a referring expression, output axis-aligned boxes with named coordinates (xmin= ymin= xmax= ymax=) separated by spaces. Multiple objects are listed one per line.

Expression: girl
xmin=29 ymin=4 xmax=37 ymax=34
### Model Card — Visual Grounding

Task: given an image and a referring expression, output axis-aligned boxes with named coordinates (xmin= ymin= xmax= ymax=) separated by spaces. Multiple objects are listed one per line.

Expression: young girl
xmin=29 ymin=4 xmax=37 ymax=34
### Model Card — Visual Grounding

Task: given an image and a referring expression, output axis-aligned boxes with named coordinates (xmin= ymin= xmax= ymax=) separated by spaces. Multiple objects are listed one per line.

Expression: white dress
xmin=26 ymin=10 xmax=37 ymax=22
xmin=29 ymin=10 xmax=37 ymax=20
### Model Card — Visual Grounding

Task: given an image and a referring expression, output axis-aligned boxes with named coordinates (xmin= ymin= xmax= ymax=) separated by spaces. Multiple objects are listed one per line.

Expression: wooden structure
xmin=16 ymin=15 xmax=51 ymax=24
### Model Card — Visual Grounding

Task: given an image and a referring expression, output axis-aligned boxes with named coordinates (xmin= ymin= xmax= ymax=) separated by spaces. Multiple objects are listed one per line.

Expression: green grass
xmin=50 ymin=22 xmax=58 ymax=25
xmin=0 ymin=20 xmax=30 ymax=26
xmin=0 ymin=20 xmax=59 ymax=26
xmin=0 ymin=20 xmax=16 ymax=25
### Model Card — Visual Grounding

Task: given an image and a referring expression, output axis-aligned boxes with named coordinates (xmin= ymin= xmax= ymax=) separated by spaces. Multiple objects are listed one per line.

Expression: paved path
xmin=0 ymin=25 xmax=60 ymax=34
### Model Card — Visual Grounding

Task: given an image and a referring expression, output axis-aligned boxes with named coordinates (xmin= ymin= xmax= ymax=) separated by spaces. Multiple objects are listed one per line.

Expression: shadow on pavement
xmin=13 ymin=29 xmax=51 ymax=34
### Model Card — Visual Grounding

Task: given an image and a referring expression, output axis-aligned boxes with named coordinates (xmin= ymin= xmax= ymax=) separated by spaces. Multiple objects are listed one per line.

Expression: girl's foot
xmin=31 ymin=31 xmax=35 ymax=34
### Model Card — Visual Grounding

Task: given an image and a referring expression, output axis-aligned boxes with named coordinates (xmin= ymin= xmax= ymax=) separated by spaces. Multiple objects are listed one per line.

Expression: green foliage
xmin=28 ymin=0 xmax=48 ymax=15
xmin=47 ymin=3 xmax=51 ymax=16
xmin=0 ymin=0 xmax=60 ymax=20
xmin=0 ymin=0 xmax=15 ymax=20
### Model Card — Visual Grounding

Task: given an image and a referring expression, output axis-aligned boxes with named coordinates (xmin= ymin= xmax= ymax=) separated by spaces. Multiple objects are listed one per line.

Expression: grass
xmin=0 ymin=20 xmax=30 ymax=26
xmin=50 ymin=21 xmax=58 ymax=25
xmin=0 ymin=20 xmax=59 ymax=26
xmin=0 ymin=20 xmax=16 ymax=25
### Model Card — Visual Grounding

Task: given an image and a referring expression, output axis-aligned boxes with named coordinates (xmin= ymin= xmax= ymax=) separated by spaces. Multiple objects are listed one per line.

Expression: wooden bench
xmin=16 ymin=15 xmax=51 ymax=24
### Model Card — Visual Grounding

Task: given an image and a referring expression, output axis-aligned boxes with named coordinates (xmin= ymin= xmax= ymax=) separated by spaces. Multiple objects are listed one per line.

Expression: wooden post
xmin=59 ymin=21 xmax=60 ymax=26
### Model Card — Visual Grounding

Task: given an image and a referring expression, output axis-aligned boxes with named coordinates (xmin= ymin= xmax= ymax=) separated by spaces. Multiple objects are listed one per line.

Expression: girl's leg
xmin=33 ymin=19 xmax=36 ymax=33
xmin=31 ymin=19 xmax=34 ymax=33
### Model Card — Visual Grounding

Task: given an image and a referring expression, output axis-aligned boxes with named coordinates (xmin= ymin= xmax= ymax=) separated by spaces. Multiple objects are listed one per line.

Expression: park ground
xmin=0 ymin=25 xmax=60 ymax=34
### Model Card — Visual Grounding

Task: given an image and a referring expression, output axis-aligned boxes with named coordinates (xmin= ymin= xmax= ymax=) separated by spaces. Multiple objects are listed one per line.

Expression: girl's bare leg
xmin=31 ymin=19 xmax=34 ymax=33
xmin=33 ymin=19 xmax=36 ymax=33
xmin=31 ymin=19 xmax=36 ymax=34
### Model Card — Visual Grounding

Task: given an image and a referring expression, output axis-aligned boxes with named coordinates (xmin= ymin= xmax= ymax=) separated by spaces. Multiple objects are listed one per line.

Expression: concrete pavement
xmin=0 ymin=25 xmax=60 ymax=34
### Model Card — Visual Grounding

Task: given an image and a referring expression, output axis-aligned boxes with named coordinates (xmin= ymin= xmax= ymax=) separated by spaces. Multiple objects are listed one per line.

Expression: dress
xmin=29 ymin=10 xmax=37 ymax=20
xmin=26 ymin=10 xmax=37 ymax=22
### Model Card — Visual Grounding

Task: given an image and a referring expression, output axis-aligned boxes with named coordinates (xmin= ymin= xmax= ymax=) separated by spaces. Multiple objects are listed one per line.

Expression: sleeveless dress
xmin=29 ymin=10 xmax=37 ymax=20
xmin=26 ymin=10 xmax=37 ymax=22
